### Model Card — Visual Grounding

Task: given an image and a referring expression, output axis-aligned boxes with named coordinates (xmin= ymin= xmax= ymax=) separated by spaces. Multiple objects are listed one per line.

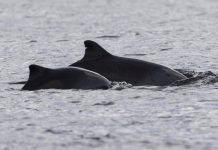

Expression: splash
xmin=173 ymin=69 xmax=218 ymax=86
xmin=110 ymin=81 xmax=132 ymax=90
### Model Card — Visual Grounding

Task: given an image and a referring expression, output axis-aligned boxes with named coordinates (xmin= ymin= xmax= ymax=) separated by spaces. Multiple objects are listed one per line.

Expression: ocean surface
xmin=1 ymin=0 xmax=218 ymax=149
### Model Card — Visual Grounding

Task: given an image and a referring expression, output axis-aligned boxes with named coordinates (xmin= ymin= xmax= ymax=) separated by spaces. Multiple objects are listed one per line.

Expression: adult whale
xmin=22 ymin=64 xmax=110 ymax=90
xmin=70 ymin=40 xmax=187 ymax=86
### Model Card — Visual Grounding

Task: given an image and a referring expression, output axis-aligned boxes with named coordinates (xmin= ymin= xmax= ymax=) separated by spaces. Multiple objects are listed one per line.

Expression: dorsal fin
xmin=81 ymin=40 xmax=112 ymax=61
xmin=28 ymin=64 xmax=49 ymax=81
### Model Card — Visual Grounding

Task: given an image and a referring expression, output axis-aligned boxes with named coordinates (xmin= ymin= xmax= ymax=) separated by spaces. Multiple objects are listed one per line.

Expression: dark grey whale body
xmin=70 ymin=40 xmax=187 ymax=86
xmin=22 ymin=64 xmax=110 ymax=90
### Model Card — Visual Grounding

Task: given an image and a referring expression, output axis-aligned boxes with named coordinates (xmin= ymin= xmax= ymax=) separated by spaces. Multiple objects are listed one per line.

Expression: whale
xmin=70 ymin=40 xmax=187 ymax=86
xmin=22 ymin=64 xmax=111 ymax=90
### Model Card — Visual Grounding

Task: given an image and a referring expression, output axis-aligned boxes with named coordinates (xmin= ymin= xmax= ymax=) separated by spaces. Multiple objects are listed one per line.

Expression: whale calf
xmin=70 ymin=40 xmax=187 ymax=86
xmin=22 ymin=64 xmax=110 ymax=90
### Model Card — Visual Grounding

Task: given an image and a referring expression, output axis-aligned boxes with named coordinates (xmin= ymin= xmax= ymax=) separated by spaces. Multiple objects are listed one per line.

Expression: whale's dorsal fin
xmin=28 ymin=64 xmax=50 ymax=81
xmin=81 ymin=40 xmax=112 ymax=61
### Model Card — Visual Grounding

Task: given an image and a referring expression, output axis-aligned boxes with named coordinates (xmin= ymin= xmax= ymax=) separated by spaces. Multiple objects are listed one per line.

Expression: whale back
xmin=71 ymin=40 xmax=187 ymax=86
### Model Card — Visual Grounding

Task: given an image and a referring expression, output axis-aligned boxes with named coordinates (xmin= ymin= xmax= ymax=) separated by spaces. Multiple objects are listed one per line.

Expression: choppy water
xmin=1 ymin=0 xmax=218 ymax=149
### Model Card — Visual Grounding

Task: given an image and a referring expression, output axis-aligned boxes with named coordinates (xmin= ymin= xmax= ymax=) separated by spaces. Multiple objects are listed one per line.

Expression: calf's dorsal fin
xmin=28 ymin=64 xmax=50 ymax=81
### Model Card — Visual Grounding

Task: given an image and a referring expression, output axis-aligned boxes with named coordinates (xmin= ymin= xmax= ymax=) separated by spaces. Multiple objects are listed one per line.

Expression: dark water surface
xmin=1 ymin=0 xmax=218 ymax=149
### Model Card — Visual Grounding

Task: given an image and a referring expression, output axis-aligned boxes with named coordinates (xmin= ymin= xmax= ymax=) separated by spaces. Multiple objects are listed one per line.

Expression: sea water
xmin=1 ymin=0 xmax=218 ymax=149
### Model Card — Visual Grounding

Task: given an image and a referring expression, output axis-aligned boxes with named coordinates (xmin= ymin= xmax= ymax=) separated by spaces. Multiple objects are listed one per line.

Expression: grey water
xmin=1 ymin=0 xmax=218 ymax=149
